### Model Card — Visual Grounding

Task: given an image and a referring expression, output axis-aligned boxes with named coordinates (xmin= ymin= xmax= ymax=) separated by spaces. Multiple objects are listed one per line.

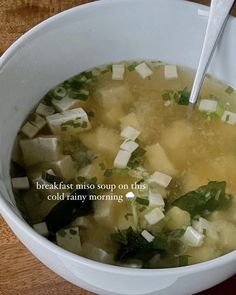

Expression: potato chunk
xmin=79 ymin=127 xmax=121 ymax=157
xmin=166 ymin=206 xmax=190 ymax=230
xmin=145 ymin=143 xmax=177 ymax=176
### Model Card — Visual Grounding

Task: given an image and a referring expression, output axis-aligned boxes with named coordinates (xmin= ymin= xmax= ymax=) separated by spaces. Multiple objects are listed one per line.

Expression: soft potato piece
xmin=216 ymin=221 xmax=236 ymax=252
xmin=145 ymin=143 xmax=177 ymax=176
xmin=96 ymin=84 xmax=133 ymax=110
xmin=79 ymin=126 xmax=121 ymax=158
xmin=77 ymin=157 xmax=105 ymax=183
xmin=103 ymin=106 xmax=125 ymax=127
xmin=166 ymin=206 xmax=190 ymax=230
xmin=120 ymin=112 xmax=141 ymax=130
xmin=188 ymin=246 xmax=218 ymax=264
xmin=161 ymin=120 xmax=193 ymax=149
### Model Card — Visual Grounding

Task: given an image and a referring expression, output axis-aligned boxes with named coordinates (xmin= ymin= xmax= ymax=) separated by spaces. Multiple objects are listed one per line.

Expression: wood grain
xmin=0 ymin=0 xmax=236 ymax=295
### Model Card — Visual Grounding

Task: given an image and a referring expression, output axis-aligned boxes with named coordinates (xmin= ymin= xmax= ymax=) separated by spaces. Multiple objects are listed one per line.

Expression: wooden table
xmin=1 ymin=0 xmax=236 ymax=294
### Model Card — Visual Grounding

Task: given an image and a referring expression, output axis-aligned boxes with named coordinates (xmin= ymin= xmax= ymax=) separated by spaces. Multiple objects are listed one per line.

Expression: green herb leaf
xmin=135 ymin=197 xmax=149 ymax=206
xmin=179 ymin=255 xmax=190 ymax=267
xmin=225 ymin=86 xmax=234 ymax=95
xmin=172 ymin=181 xmax=232 ymax=218
xmin=104 ymin=169 xmax=113 ymax=177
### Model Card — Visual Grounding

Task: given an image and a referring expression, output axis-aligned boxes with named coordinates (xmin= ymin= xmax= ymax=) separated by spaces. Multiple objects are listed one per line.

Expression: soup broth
xmin=11 ymin=61 xmax=236 ymax=268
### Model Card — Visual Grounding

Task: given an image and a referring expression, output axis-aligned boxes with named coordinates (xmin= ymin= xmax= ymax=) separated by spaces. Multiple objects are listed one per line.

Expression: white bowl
xmin=0 ymin=0 xmax=236 ymax=294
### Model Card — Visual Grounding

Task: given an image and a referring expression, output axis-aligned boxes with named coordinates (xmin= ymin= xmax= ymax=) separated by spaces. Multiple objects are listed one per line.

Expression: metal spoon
xmin=188 ymin=0 xmax=235 ymax=108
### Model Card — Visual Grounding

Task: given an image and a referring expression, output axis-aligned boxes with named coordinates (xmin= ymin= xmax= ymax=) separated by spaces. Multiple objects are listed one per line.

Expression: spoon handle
xmin=189 ymin=0 xmax=235 ymax=104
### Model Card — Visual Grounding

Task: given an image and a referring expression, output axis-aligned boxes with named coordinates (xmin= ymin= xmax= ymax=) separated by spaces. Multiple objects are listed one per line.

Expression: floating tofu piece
xmin=97 ymin=84 xmax=132 ymax=110
xmin=135 ymin=62 xmax=153 ymax=79
xmin=114 ymin=150 xmax=131 ymax=169
xmin=144 ymin=207 xmax=165 ymax=225
xmin=120 ymin=112 xmax=141 ymax=130
xmin=52 ymin=96 xmax=85 ymax=112
xmin=120 ymin=139 xmax=139 ymax=153
xmin=21 ymin=122 xmax=39 ymax=138
xmin=164 ymin=65 xmax=178 ymax=80
xmin=141 ymin=230 xmax=155 ymax=243
xmin=82 ymin=242 xmax=113 ymax=264
xmin=121 ymin=126 xmax=140 ymax=140
xmin=94 ymin=200 xmax=114 ymax=221
xmin=72 ymin=216 xmax=91 ymax=228
xmin=33 ymin=222 xmax=49 ymax=237
xmin=46 ymin=108 xmax=90 ymax=135
xmin=148 ymin=171 xmax=172 ymax=188
xmin=20 ymin=136 xmax=60 ymax=166
xmin=221 ymin=111 xmax=236 ymax=125
xmin=199 ymin=99 xmax=218 ymax=113
xmin=56 ymin=227 xmax=82 ymax=254
xmin=12 ymin=177 xmax=30 ymax=190
xmin=36 ymin=103 xmax=55 ymax=117
xmin=182 ymin=226 xmax=204 ymax=247
xmin=51 ymin=155 xmax=77 ymax=180
xmin=77 ymin=164 xmax=92 ymax=179
xmin=192 ymin=217 xmax=218 ymax=240
xmin=148 ymin=189 xmax=165 ymax=207
xmin=29 ymin=113 xmax=47 ymax=130
xmin=112 ymin=64 xmax=125 ymax=80
xmin=145 ymin=143 xmax=177 ymax=176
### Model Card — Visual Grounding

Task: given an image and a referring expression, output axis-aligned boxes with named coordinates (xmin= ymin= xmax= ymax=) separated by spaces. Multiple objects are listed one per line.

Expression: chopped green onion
xmin=53 ymin=86 xmax=67 ymax=100
xmin=135 ymin=197 xmax=149 ymax=206
xmin=179 ymin=255 xmax=190 ymax=267
xmin=99 ymin=162 xmax=106 ymax=171
xmin=104 ymin=169 xmax=113 ymax=177
xmin=225 ymin=86 xmax=234 ymax=95
xmin=42 ymin=171 xmax=62 ymax=184
xmin=124 ymin=213 xmax=133 ymax=221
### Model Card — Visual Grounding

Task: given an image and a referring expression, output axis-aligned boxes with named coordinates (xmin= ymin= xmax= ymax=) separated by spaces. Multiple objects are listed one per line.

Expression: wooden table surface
xmin=1 ymin=0 xmax=236 ymax=294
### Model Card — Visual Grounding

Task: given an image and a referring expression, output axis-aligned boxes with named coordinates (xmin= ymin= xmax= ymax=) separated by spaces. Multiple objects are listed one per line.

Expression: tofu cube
xmin=164 ymin=65 xmax=178 ymax=80
xmin=56 ymin=227 xmax=82 ymax=254
xmin=33 ymin=222 xmax=49 ymax=237
xmin=148 ymin=189 xmax=165 ymax=207
xmin=52 ymin=96 xmax=84 ymax=112
xmin=51 ymin=155 xmax=77 ymax=180
xmin=199 ymin=99 xmax=218 ymax=113
xmin=94 ymin=200 xmax=114 ymax=221
xmin=221 ymin=111 xmax=236 ymax=125
xmin=148 ymin=171 xmax=172 ymax=188
xmin=145 ymin=143 xmax=177 ymax=176
xmin=113 ymin=150 xmax=131 ymax=169
xmin=46 ymin=108 xmax=90 ymax=135
xmin=182 ymin=226 xmax=204 ymax=247
xmin=21 ymin=122 xmax=39 ymax=138
xmin=29 ymin=113 xmax=47 ymax=130
xmin=112 ymin=64 xmax=125 ymax=80
xmin=135 ymin=62 xmax=153 ymax=79
xmin=12 ymin=177 xmax=30 ymax=190
xmin=141 ymin=230 xmax=155 ymax=243
xmin=36 ymin=103 xmax=55 ymax=117
xmin=120 ymin=140 xmax=139 ymax=153
xmin=144 ymin=207 xmax=165 ymax=225
xmin=20 ymin=136 xmax=61 ymax=166
xmin=121 ymin=126 xmax=140 ymax=140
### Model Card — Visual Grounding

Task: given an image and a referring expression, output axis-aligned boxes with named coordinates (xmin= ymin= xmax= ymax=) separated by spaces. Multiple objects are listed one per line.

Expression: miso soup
xmin=11 ymin=61 xmax=236 ymax=268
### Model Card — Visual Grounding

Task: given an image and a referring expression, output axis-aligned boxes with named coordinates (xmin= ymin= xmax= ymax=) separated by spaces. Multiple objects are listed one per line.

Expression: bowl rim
xmin=0 ymin=0 xmax=236 ymax=274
